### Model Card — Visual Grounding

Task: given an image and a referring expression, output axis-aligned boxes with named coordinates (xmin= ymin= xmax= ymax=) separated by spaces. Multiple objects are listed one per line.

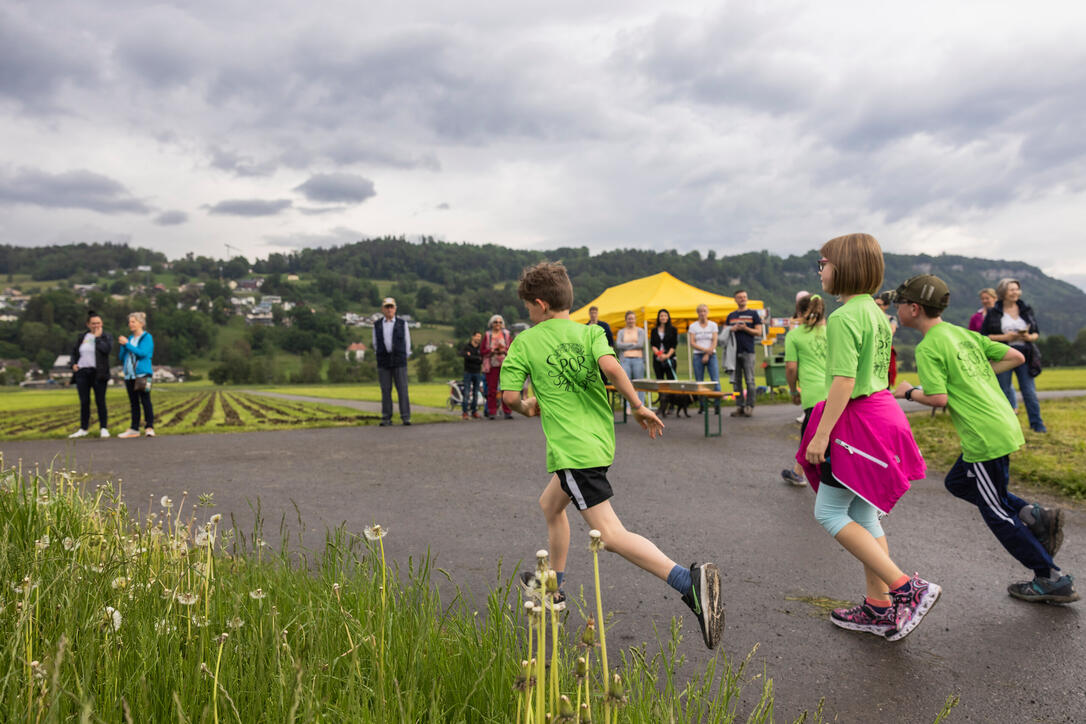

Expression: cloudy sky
xmin=3 ymin=1 xmax=1085 ymax=287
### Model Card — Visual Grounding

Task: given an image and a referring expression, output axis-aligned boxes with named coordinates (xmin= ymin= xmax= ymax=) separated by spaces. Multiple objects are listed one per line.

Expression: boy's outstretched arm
xmin=598 ymin=354 xmax=664 ymax=438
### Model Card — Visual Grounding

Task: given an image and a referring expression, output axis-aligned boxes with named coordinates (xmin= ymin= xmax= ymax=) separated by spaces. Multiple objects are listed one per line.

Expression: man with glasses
xmin=372 ymin=297 xmax=412 ymax=426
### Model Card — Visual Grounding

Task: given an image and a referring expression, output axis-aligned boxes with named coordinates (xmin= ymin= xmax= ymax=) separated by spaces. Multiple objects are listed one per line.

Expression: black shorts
xmin=556 ymin=467 xmax=614 ymax=511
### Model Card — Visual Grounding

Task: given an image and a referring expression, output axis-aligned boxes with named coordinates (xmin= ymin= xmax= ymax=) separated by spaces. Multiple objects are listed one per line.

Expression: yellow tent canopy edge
xmin=569 ymin=271 xmax=765 ymax=333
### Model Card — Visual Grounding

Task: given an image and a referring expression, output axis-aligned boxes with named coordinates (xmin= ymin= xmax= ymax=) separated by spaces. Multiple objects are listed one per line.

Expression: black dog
xmin=657 ymin=392 xmax=694 ymax=418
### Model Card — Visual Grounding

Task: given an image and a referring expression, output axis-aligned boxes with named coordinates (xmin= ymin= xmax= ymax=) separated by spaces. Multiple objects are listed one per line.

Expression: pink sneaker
xmin=887 ymin=574 xmax=941 ymax=642
xmin=830 ymin=601 xmax=895 ymax=637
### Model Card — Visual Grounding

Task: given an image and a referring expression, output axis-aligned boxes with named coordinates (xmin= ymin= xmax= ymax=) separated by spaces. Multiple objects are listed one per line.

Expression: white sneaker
xmin=145 ymin=428 xmax=155 ymax=438
xmin=68 ymin=428 xmax=89 ymax=438
xmin=100 ymin=428 xmax=110 ymax=438
xmin=118 ymin=429 xmax=140 ymax=439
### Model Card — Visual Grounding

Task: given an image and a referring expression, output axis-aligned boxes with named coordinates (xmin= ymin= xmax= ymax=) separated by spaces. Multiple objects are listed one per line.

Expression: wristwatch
xmin=905 ymin=387 xmax=920 ymax=401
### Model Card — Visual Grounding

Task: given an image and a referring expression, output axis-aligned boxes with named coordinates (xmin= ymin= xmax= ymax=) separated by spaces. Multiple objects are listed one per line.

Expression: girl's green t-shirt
xmin=500 ymin=319 xmax=616 ymax=472
xmin=784 ymin=324 xmax=828 ymax=409
xmin=825 ymin=295 xmax=893 ymax=398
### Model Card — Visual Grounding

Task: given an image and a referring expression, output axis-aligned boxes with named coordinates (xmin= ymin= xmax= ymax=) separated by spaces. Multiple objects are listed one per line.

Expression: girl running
xmin=781 ymin=293 xmax=828 ymax=486
xmin=797 ymin=233 xmax=940 ymax=641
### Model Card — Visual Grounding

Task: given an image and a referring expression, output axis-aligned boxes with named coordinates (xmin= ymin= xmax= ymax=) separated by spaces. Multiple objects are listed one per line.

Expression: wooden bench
xmin=606 ymin=381 xmax=730 ymax=438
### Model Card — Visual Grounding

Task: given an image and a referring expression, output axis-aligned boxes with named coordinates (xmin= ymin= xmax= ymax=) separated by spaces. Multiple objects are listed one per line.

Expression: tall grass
xmin=0 ymin=454 xmax=940 ymax=723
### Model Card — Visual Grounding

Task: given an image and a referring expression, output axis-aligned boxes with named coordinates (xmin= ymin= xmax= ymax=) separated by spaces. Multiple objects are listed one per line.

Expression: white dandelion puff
xmin=103 ymin=606 xmax=122 ymax=632
xmin=227 ymin=616 xmax=244 ymax=629
xmin=192 ymin=615 xmax=209 ymax=628
xmin=111 ymin=577 xmax=127 ymax=590
xmin=363 ymin=524 xmax=387 ymax=541
xmin=35 ymin=534 xmax=50 ymax=550
xmin=194 ymin=531 xmax=212 ymax=547
xmin=249 ymin=588 xmax=266 ymax=600
xmin=175 ymin=591 xmax=199 ymax=606
xmin=160 ymin=496 xmax=173 ymax=509
xmin=209 ymin=514 xmax=222 ymax=525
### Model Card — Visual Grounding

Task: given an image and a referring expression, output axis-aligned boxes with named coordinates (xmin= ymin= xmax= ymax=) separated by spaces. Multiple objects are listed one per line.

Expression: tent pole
xmin=687 ymin=324 xmax=693 ymax=380
xmin=643 ymin=312 xmax=651 ymax=379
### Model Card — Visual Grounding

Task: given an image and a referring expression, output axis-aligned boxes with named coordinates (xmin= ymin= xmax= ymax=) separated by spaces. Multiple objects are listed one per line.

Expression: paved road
xmin=3 ymin=397 xmax=1084 ymax=723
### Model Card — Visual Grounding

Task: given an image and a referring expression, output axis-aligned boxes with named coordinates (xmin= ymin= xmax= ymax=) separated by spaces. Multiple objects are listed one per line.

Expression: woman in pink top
xmin=968 ymin=288 xmax=997 ymax=332
xmin=483 ymin=314 xmax=513 ymax=419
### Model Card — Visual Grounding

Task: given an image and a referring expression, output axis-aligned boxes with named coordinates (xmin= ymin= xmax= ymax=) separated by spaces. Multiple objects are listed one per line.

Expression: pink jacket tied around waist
xmin=796 ymin=389 xmax=926 ymax=515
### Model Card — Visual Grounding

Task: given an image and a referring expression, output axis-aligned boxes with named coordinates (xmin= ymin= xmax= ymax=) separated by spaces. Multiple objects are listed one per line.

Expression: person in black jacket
xmin=981 ymin=278 xmax=1047 ymax=433
xmin=650 ymin=308 xmax=678 ymax=381
xmin=460 ymin=331 xmax=484 ymax=420
xmin=68 ymin=310 xmax=113 ymax=438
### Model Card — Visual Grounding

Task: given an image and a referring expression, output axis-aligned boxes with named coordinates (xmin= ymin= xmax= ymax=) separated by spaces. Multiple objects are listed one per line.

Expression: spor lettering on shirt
xmin=545 ymin=342 xmax=600 ymax=392
xmin=955 ymin=339 xmax=994 ymax=380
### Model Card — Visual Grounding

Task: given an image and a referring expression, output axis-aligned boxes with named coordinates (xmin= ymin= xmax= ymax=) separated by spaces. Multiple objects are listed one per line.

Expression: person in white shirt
xmin=68 ymin=311 xmax=113 ymax=438
xmin=371 ymin=297 xmax=412 ymax=426
xmin=688 ymin=304 xmax=720 ymax=391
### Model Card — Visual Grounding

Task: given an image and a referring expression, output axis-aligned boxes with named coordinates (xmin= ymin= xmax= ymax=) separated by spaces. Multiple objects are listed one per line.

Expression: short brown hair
xmin=820 ymin=233 xmax=884 ymax=296
xmin=995 ymin=278 xmax=1021 ymax=301
xmin=518 ymin=261 xmax=573 ymax=311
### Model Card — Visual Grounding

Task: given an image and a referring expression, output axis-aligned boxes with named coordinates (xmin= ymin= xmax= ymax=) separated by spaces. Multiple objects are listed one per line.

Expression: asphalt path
xmin=3 ymin=394 xmax=1084 ymax=723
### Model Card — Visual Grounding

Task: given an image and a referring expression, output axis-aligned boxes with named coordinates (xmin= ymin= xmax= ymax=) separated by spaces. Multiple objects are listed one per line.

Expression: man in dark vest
xmin=372 ymin=297 xmax=412 ymax=426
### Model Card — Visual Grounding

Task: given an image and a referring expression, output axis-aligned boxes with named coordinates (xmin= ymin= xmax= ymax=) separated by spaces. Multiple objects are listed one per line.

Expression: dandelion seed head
xmin=176 ymin=591 xmax=198 ymax=606
xmin=363 ymin=524 xmax=387 ymax=541
xmin=111 ymin=577 xmax=127 ymax=590
xmin=192 ymin=615 xmax=209 ymax=627
xmin=249 ymin=588 xmax=266 ymax=600
xmin=209 ymin=514 xmax=222 ymax=525
xmin=102 ymin=606 xmax=122 ymax=632
xmin=332 ymin=583 xmax=340 ymax=593
xmin=160 ymin=496 xmax=172 ymax=508
xmin=34 ymin=534 xmax=50 ymax=550
xmin=227 ymin=616 xmax=244 ymax=629
xmin=215 ymin=632 xmax=229 ymax=645
xmin=194 ymin=531 xmax=212 ymax=548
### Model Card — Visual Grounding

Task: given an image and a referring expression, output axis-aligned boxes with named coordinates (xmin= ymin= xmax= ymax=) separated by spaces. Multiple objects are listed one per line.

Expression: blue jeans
xmin=462 ymin=372 xmax=484 ymax=413
xmin=619 ymin=356 xmax=646 ymax=403
xmin=996 ymin=363 xmax=1045 ymax=431
xmin=692 ymin=352 xmax=720 ymax=391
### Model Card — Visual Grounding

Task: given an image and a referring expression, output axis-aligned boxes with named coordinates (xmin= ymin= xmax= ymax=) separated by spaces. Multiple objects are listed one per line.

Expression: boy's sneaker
xmin=886 ymin=573 xmax=941 ymax=642
xmin=1007 ymin=574 xmax=1080 ymax=604
xmin=99 ymin=428 xmax=110 ymax=438
xmin=1026 ymin=503 xmax=1065 ymax=558
xmin=68 ymin=428 xmax=89 ymax=438
xmin=145 ymin=428 xmax=155 ymax=437
xmin=681 ymin=562 xmax=724 ymax=649
xmin=830 ymin=601 xmax=896 ymax=637
xmin=518 ymin=570 xmax=566 ymax=610
xmin=118 ymin=429 xmax=140 ymax=439
xmin=781 ymin=469 xmax=807 ymax=486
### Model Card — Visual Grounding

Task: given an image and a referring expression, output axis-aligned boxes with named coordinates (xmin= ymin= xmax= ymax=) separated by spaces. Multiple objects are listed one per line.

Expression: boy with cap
xmin=892 ymin=274 xmax=1078 ymax=604
xmin=501 ymin=261 xmax=726 ymax=648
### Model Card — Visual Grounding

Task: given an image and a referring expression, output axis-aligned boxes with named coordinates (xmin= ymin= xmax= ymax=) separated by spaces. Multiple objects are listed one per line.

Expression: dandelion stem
xmin=212 ymin=635 xmax=227 ymax=724
xmin=591 ymin=532 xmax=610 ymax=724
xmin=536 ymin=605 xmax=545 ymax=724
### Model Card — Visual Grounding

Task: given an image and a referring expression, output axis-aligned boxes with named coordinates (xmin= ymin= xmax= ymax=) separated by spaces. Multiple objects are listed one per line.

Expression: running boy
xmin=500 ymin=261 xmax=725 ymax=649
xmin=892 ymin=274 xmax=1078 ymax=604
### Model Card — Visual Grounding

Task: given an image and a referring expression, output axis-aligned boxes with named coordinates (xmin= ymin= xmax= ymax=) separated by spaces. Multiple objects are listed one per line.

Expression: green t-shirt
xmin=825 ymin=295 xmax=893 ymax=398
xmin=784 ymin=324 xmax=828 ymax=409
xmin=915 ymin=322 xmax=1024 ymax=462
xmin=500 ymin=318 xmax=616 ymax=472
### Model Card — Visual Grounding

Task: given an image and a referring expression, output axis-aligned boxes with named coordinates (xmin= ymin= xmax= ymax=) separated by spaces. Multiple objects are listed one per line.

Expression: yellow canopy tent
xmin=570 ymin=272 xmax=766 ymax=379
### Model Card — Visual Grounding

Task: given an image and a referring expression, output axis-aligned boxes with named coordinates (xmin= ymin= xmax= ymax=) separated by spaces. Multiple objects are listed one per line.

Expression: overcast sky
xmin=3 ymin=1 xmax=1085 ymax=288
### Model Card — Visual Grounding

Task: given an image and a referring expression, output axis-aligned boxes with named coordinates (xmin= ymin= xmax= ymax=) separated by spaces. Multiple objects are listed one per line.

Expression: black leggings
xmin=125 ymin=379 xmax=154 ymax=429
xmin=74 ymin=368 xmax=108 ymax=429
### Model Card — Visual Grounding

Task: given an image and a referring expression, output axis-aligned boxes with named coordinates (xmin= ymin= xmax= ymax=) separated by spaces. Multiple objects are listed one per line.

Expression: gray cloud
xmin=0 ymin=6 xmax=99 ymax=107
xmin=207 ymin=199 xmax=292 ymax=216
xmin=436 ymin=202 xmax=450 ymax=210
xmin=297 ymin=206 xmax=348 ymax=216
xmin=293 ymin=173 xmax=376 ymax=204
xmin=154 ymin=210 xmax=189 ymax=225
xmin=208 ymin=146 xmax=277 ymax=177
xmin=0 ymin=168 xmax=150 ymax=214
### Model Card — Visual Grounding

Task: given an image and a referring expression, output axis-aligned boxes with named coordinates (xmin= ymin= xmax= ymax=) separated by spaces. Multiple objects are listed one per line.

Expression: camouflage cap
xmin=893 ymin=274 xmax=950 ymax=309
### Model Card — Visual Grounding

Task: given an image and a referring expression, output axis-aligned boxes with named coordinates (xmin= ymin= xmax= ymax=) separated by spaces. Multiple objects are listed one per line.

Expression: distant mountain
xmin=3 ymin=239 xmax=1084 ymax=338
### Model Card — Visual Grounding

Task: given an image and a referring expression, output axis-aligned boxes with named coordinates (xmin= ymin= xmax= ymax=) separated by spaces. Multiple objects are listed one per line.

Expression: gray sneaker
xmin=781 ymin=469 xmax=807 ymax=486
xmin=681 ymin=562 xmax=724 ymax=649
xmin=1026 ymin=504 xmax=1065 ymax=558
xmin=1008 ymin=574 xmax=1080 ymax=604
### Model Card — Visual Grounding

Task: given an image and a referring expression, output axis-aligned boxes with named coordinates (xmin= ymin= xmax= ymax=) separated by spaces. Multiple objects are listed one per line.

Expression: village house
xmin=345 ymin=342 xmax=367 ymax=361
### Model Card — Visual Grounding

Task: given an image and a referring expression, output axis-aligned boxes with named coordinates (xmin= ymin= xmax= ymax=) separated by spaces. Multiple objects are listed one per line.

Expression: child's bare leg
xmin=863 ymin=536 xmax=892 ymax=601
xmin=539 ymin=474 xmax=572 ymax=573
xmin=835 ymin=522 xmax=904 ymax=591
xmin=580 ymin=500 xmax=676 ymax=581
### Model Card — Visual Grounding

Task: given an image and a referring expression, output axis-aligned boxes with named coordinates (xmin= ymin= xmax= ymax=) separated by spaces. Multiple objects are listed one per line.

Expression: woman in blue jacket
xmin=117 ymin=311 xmax=155 ymax=438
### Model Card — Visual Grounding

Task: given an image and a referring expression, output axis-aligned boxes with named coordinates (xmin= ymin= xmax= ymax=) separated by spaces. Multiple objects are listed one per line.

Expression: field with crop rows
xmin=0 ymin=390 xmax=381 ymax=440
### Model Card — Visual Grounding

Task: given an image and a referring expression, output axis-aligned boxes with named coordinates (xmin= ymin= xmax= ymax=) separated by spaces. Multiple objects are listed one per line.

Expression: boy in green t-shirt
xmin=892 ymin=274 xmax=1078 ymax=604
xmin=500 ymin=261 xmax=725 ymax=649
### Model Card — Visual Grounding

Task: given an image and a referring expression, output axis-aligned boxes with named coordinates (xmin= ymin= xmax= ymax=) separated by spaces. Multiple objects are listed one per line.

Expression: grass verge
xmin=907 ymin=397 xmax=1086 ymax=499
xmin=0 ymin=458 xmax=867 ymax=723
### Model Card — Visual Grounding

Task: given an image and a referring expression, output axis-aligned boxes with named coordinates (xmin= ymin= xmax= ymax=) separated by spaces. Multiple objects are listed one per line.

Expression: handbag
xmin=133 ymin=376 xmax=150 ymax=392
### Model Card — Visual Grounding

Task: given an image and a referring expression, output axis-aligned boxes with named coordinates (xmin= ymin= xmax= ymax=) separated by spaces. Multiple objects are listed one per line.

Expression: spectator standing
xmin=483 ymin=314 xmax=513 ymax=419
xmin=650 ymin=308 xmax=678 ymax=380
xmin=969 ymin=288 xmax=997 ymax=332
xmin=614 ymin=311 xmax=647 ymax=408
xmin=586 ymin=305 xmax=615 ymax=347
xmin=781 ymin=294 xmax=828 ymax=486
xmin=117 ymin=312 xmax=155 ymax=439
xmin=725 ymin=290 xmax=761 ymax=417
xmin=68 ymin=310 xmax=113 ymax=439
xmin=981 ymin=279 xmax=1046 ymax=432
xmin=372 ymin=297 xmax=412 ymax=426
xmin=688 ymin=304 xmax=720 ymax=391
xmin=460 ymin=331 xmax=484 ymax=420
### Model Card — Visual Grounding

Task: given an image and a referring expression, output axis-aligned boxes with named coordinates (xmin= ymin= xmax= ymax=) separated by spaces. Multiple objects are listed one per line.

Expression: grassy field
xmin=0 ymin=389 xmax=449 ymax=440
xmin=0 ymin=460 xmax=890 ymax=723
xmin=908 ymin=398 xmax=1086 ymax=499
xmin=896 ymin=366 xmax=1086 ymax=391
xmin=262 ymin=383 xmax=454 ymax=409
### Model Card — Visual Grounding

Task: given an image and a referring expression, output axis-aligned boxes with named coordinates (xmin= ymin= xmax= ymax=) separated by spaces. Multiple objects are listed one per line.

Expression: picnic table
xmin=606 ymin=379 xmax=728 ymax=438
